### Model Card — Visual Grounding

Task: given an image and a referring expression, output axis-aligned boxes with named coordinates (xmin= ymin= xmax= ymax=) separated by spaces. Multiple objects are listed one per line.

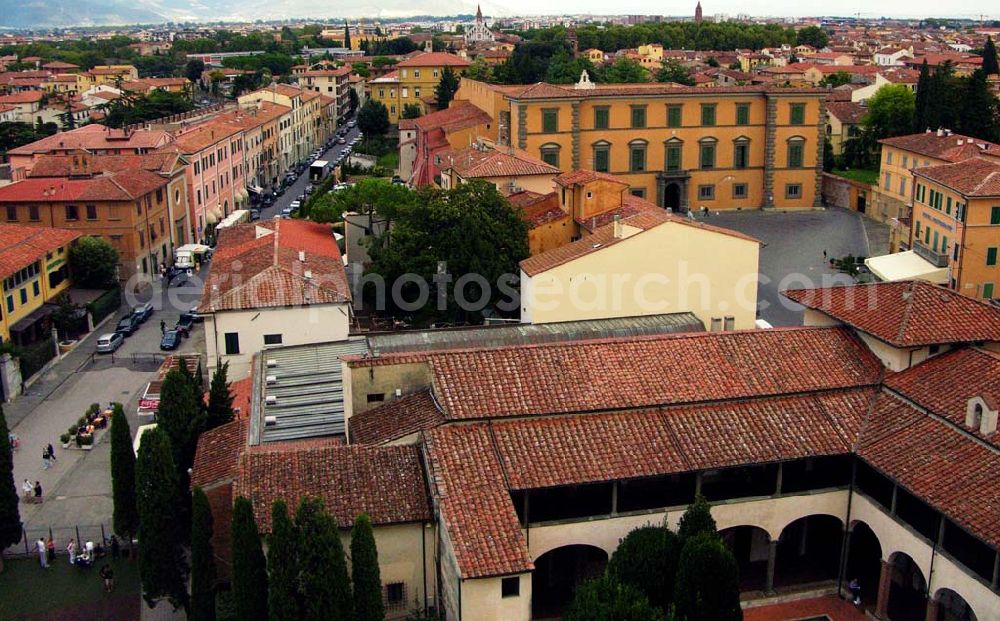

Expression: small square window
xmin=501 ymin=576 xmax=520 ymax=598
xmin=732 ymin=183 xmax=748 ymax=199
xmin=630 ymin=188 xmax=645 ymax=198
xmin=630 ymin=106 xmax=646 ymax=129
xmin=698 ymin=185 xmax=715 ymax=200
xmin=790 ymin=103 xmax=806 ymax=125
xmin=367 ymin=393 xmax=385 ymax=403
xmin=263 ymin=334 xmax=283 ymax=345
xmin=224 ymin=332 xmax=240 ymax=355
xmin=786 ymin=184 xmax=803 ymax=199
xmin=700 ymin=104 xmax=716 ymax=126
xmin=594 ymin=107 xmax=609 ymax=129
xmin=385 ymin=582 xmax=405 ymax=608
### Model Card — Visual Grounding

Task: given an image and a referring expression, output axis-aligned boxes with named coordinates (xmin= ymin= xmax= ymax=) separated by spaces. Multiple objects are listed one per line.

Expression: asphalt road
xmin=258 ymin=122 xmax=362 ymax=220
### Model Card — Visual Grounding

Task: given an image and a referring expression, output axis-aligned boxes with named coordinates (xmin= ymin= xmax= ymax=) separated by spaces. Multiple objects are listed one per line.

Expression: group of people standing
xmin=41 ymin=443 xmax=56 ymax=469
xmin=35 ymin=536 xmax=117 ymax=591
xmin=21 ymin=479 xmax=42 ymax=503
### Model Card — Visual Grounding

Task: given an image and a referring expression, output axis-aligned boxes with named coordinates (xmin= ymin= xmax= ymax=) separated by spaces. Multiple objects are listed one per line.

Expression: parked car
xmin=281 ymin=207 xmax=294 ymax=218
xmin=347 ymin=120 xmax=356 ymax=128
xmin=337 ymin=136 xmax=347 ymax=144
xmin=175 ymin=313 xmax=197 ymax=335
xmin=289 ymin=200 xmax=301 ymax=212
xmin=115 ymin=315 xmax=140 ymax=336
xmin=96 ymin=332 xmax=124 ymax=353
xmin=250 ymin=209 xmax=261 ymax=221
xmin=159 ymin=330 xmax=181 ymax=351
xmin=131 ymin=302 xmax=153 ymax=323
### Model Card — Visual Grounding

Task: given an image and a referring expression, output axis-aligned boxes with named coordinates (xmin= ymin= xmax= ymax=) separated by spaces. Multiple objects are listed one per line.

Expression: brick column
xmin=517 ymin=105 xmax=527 ymax=150
xmin=763 ymin=95 xmax=777 ymax=208
xmin=875 ymin=559 xmax=892 ymax=620
xmin=765 ymin=540 xmax=778 ymax=594
xmin=571 ymin=102 xmax=581 ymax=170
xmin=924 ymin=598 xmax=939 ymax=621
xmin=814 ymin=97 xmax=827 ymax=208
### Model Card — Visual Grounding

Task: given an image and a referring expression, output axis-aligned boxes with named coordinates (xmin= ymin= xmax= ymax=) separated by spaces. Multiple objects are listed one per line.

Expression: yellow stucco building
xmin=0 ymin=223 xmax=79 ymax=346
xmin=456 ymin=77 xmax=827 ymax=210
xmin=371 ymin=52 xmax=471 ymax=123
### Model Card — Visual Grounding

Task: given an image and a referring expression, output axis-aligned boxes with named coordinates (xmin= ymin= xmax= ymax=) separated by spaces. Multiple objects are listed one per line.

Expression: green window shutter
xmin=630 ymin=146 xmax=646 ymax=172
xmin=987 ymin=247 xmax=998 ymax=266
xmin=700 ymin=144 xmax=715 ymax=169
xmin=667 ymin=106 xmax=682 ymax=127
xmin=736 ymin=104 xmax=749 ymax=125
xmin=631 ymin=107 xmax=646 ymax=128
xmin=594 ymin=108 xmax=608 ymax=129
xmin=790 ymin=103 xmax=805 ymax=125
xmin=594 ymin=148 xmax=609 ymax=172
xmin=991 ymin=206 xmax=1000 ymax=225
xmin=701 ymin=105 xmax=715 ymax=126
xmin=542 ymin=109 xmax=557 ymax=133
xmin=984 ymin=283 xmax=995 ymax=299
xmin=666 ymin=145 xmax=682 ymax=171
xmin=788 ymin=143 xmax=803 ymax=168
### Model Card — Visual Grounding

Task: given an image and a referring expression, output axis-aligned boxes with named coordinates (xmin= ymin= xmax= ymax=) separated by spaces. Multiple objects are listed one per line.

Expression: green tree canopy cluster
xmin=357 ymin=99 xmax=391 ymax=137
xmin=565 ymin=496 xmax=742 ymax=621
xmin=68 ymin=235 xmax=120 ymax=289
xmin=101 ymin=90 xmax=194 ymax=129
xmin=0 ymin=121 xmax=58 ymax=156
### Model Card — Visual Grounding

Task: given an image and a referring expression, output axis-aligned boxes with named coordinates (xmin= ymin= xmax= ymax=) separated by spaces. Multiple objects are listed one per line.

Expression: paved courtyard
xmin=698 ymin=207 xmax=888 ymax=326
xmin=6 ymin=272 xmax=206 ymax=552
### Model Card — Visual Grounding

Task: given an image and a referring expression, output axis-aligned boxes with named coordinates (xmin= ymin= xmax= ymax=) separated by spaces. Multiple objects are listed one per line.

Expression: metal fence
xmin=2 ymin=522 xmax=128 ymax=561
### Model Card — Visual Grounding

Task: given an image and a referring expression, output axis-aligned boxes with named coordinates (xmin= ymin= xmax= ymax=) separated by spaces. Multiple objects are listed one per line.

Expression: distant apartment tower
xmin=695 ymin=1 xmax=703 ymax=23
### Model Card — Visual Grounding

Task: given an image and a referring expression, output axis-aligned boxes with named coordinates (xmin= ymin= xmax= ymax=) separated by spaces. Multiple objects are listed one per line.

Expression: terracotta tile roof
xmin=348 ymin=390 xmax=445 ymax=445
xmin=0 ymin=91 xmax=43 ymax=104
xmin=398 ymin=118 xmax=417 ymax=130
xmin=506 ymin=82 xmax=828 ymax=100
xmin=396 ymin=52 xmax=471 ymax=68
xmin=0 ymin=223 xmax=80 ymax=278
xmin=27 ymin=152 xmax=179 ymax=177
xmin=7 ymin=124 xmax=173 ymax=156
xmin=514 ymin=192 xmax=567 ymax=227
xmin=121 ymin=77 xmax=188 ymax=91
xmin=554 ymin=169 xmax=627 ymax=187
xmin=235 ymin=443 xmax=431 ymax=532
xmin=877 ymin=132 xmax=1000 ymax=161
xmin=826 ymin=101 xmax=866 ymax=125
xmin=428 ymin=326 xmax=882 ymax=421
xmin=0 ymin=169 xmax=169 ymax=203
xmin=912 ymin=157 xmax=1000 ymax=197
xmin=412 ymin=101 xmax=491 ymax=134
xmin=191 ymin=418 xmax=249 ymax=489
xmin=441 ymin=145 xmax=560 ymax=178
xmin=782 ymin=281 xmax=1000 ymax=347
xmin=520 ymin=208 xmax=759 ymax=276
xmin=858 ymin=393 xmax=1000 ymax=549
xmin=885 ymin=348 xmax=1000 ymax=445
xmin=423 ymin=424 xmax=533 ymax=578
xmin=196 ymin=220 xmax=351 ymax=313
xmin=172 ymin=120 xmax=244 ymax=154
xmin=577 ymin=194 xmax=662 ymax=233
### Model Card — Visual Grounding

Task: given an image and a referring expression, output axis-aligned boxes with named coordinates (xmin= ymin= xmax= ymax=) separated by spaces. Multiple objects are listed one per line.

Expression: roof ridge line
xmin=880 ymin=386 xmax=1000 ymax=456
xmin=894 ymin=280 xmax=918 ymax=345
xmin=657 ymin=406 xmax=695 ymax=472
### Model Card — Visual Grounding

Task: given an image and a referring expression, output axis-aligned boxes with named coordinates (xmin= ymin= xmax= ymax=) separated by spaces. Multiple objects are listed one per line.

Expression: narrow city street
xmin=5 ymin=271 xmax=206 ymax=552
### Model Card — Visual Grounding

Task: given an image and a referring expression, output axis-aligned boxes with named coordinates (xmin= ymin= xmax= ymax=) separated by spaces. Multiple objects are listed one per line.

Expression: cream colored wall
xmin=522 ymin=221 xmax=760 ymax=330
xmin=477 ymin=174 xmax=554 ymax=196
xmin=339 ymin=522 xmax=436 ymax=619
xmin=207 ymin=303 xmax=351 ymax=377
xmin=849 ymin=494 xmax=998 ymax=621
xmin=342 ymin=360 xmax=434 ymax=433
xmin=460 ymin=575 xmax=532 ymax=621
xmin=800 ymin=308 xmax=842 ymax=327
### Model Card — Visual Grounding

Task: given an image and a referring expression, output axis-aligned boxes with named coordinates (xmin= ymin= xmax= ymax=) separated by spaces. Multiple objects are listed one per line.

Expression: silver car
xmin=96 ymin=332 xmax=124 ymax=353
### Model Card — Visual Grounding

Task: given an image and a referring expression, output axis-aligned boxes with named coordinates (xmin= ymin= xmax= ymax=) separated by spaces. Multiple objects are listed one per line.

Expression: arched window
xmin=732 ymin=136 xmax=751 ymax=169
xmin=664 ymin=138 xmax=684 ymax=172
xmin=698 ymin=137 xmax=718 ymax=170
xmin=539 ymin=143 xmax=561 ymax=168
xmin=591 ymin=140 xmax=611 ymax=173
xmin=786 ymin=136 xmax=806 ymax=169
xmin=972 ymin=403 xmax=983 ymax=429
xmin=628 ymin=139 xmax=648 ymax=173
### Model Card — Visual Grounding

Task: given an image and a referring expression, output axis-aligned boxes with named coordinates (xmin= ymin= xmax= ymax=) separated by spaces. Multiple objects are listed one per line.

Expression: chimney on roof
xmin=965 ymin=396 xmax=998 ymax=436
xmin=299 ymin=250 xmax=306 ymax=262
xmin=613 ymin=214 xmax=623 ymax=239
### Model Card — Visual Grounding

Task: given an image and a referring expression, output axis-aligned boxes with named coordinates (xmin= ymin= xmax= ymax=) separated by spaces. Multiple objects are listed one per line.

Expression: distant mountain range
xmin=2 ymin=0 xmax=487 ymax=28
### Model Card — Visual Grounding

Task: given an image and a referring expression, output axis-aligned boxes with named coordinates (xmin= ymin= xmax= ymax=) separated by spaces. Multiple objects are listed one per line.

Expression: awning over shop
xmin=248 ymin=185 xmax=264 ymax=194
xmin=865 ymin=251 xmax=949 ymax=284
xmin=235 ymin=187 xmax=249 ymax=204
xmin=206 ymin=205 xmax=222 ymax=225
xmin=9 ymin=303 xmax=58 ymax=333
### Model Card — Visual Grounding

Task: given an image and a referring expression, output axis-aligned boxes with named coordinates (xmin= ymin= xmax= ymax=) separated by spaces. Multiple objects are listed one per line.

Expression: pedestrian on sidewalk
xmin=160 ymin=319 xmax=166 ymax=334
xmin=22 ymin=478 xmax=32 ymax=501
xmin=46 ymin=536 xmax=56 ymax=563
xmin=42 ymin=446 xmax=50 ymax=469
xmin=67 ymin=539 xmax=77 ymax=565
xmin=109 ymin=535 xmax=120 ymax=560
xmin=33 ymin=481 xmax=42 ymax=503
xmin=46 ymin=443 xmax=56 ymax=463
xmin=100 ymin=564 xmax=114 ymax=592
xmin=36 ymin=538 xmax=48 ymax=568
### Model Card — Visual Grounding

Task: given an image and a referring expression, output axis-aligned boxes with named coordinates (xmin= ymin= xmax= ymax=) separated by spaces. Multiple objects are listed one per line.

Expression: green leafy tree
xmin=351 ymin=513 xmax=384 ymax=621
xmin=310 ymin=178 xmax=416 ymax=226
xmin=206 ymin=362 xmax=234 ymax=431
xmin=401 ymin=103 xmax=422 ymax=119
xmin=607 ymin=525 xmax=679 ymax=612
xmin=136 ymin=428 xmax=189 ymax=611
xmin=820 ymin=71 xmax=852 ymax=88
xmin=600 ymin=57 xmax=649 ymax=83
xmin=186 ymin=59 xmax=206 ymax=84
xmin=706 ymin=56 xmax=720 ymax=67
xmin=655 ymin=59 xmax=695 ymax=85
xmin=677 ymin=495 xmax=718 ymax=544
xmin=435 ymin=66 xmax=460 ymax=110
xmin=232 ymin=496 xmax=268 ymax=621
xmin=366 ymin=180 xmax=529 ymax=322
xmin=796 ymin=25 xmax=829 ymax=49
xmin=191 ymin=487 xmax=217 ymax=621
xmin=0 ymin=121 xmax=57 ymax=155
xmin=982 ymin=36 xmax=999 ymax=76
xmin=544 ymin=49 xmax=597 ymax=84
xmin=110 ymin=403 xmax=138 ymax=556
xmin=863 ymin=84 xmax=916 ymax=141
xmin=102 ymin=90 xmax=194 ymax=129
xmin=464 ymin=58 xmax=494 ymax=82
xmin=0 ymin=405 xmax=21 ymax=573
xmin=296 ymin=497 xmax=353 ymax=621
xmin=268 ymin=500 xmax=301 ymax=621
xmin=673 ymin=533 xmax=742 ymax=621
xmin=564 ymin=574 xmax=660 ymax=621
xmin=352 ymin=63 xmax=371 ymax=78
xmin=68 ymin=236 xmax=120 ymax=288
xmin=357 ymin=99 xmax=390 ymax=136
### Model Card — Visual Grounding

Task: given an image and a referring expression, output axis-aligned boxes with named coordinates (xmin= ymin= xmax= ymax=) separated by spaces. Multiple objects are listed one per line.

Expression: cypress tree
xmin=435 ymin=67 xmax=460 ymax=110
xmin=0 ymin=405 xmax=21 ymax=574
xmin=136 ymin=428 xmax=189 ymax=611
xmin=158 ymin=368 xmax=201 ymax=474
xmin=913 ymin=59 xmax=931 ymax=132
xmin=344 ymin=22 xmax=352 ymax=50
xmin=564 ymin=574 xmax=660 ymax=621
xmin=232 ymin=496 xmax=268 ymax=621
xmin=958 ymin=69 xmax=1000 ymax=142
xmin=110 ymin=403 xmax=138 ymax=557
xmin=351 ymin=513 xmax=384 ymax=621
xmin=268 ymin=500 xmax=301 ymax=621
xmin=191 ymin=487 xmax=217 ymax=621
xmin=206 ymin=362 xmax=235 ymax=431
xmin=677 ymin=495 xmax=718 ymax=544
xmin=983 ymin=36 xmax=999 ymax=76
xmin=296 ymin=497 xmax=353 ymax=621
xmin=673 ymin=533 xmax=742 ymax=621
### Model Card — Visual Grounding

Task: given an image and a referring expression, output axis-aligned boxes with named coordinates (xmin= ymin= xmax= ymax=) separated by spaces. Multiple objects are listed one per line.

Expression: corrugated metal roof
xmin=367 ymin=313 xmax=704 ymax=354
xmin=257 ymin=339 xmax=368 ymax=443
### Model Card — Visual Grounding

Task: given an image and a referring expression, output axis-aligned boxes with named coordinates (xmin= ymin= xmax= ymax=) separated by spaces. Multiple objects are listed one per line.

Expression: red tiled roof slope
xmin=783 ymin=281 xmax=1000 ymax=347
xmin=348 ymin=390 xmax=445 ymax=445
xmin=191 ymin=418 xmax=249 ymax=489
xmin=236 ymin=444 xmax=430 ymax=532
xmin=0 ymin=223 xmax=80 ymax=277
xmin=429 ymin=327 xmax=882 ymax=420
xmin=877 ymin=132 xmax=1000 ymax=161
xmin=913 ymin=157 xmax=1000 ymax=197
